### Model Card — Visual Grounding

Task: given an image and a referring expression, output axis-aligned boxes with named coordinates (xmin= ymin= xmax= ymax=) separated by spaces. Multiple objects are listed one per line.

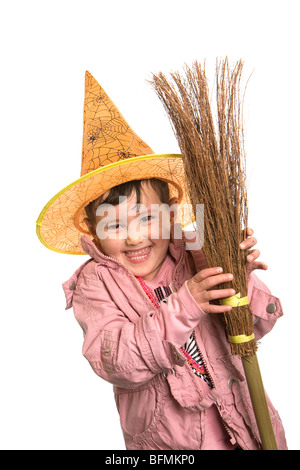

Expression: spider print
xmin=86 ymin=128 xmax=101 ymax=145
xmin=118 ymin=151 xmax=136 ymax=160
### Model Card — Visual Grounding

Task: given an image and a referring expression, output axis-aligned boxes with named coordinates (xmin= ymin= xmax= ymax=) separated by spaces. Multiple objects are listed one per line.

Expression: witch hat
xmin=36 ymin=71 xmax=188 ymax=254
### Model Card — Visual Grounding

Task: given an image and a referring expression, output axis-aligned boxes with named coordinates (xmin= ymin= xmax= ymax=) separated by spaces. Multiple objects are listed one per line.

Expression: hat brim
xmin=36 ymin=154 xmax=192 ymax=254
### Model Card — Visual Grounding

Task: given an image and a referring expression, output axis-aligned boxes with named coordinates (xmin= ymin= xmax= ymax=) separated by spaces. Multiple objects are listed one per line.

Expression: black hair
xmin=84 ymin=178 xmax=170 ymax=227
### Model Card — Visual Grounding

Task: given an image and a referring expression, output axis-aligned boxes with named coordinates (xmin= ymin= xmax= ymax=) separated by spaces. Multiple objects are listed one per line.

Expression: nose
xmin=126 ymin=229 xmax=144 ymax=245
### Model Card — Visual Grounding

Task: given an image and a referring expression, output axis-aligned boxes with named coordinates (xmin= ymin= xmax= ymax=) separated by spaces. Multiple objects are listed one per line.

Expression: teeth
xmin=126 ymin=247 xmax=150 ymax=257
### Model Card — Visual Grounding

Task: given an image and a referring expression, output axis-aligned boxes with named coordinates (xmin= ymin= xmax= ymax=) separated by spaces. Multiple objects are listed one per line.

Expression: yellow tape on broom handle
xmin=219 ymin=292 xmax=249 ymax=307
xmin=220 ymin=292 xmax=255 ymax=344
xmin=227 ymin=333 xmax=255 ymax=344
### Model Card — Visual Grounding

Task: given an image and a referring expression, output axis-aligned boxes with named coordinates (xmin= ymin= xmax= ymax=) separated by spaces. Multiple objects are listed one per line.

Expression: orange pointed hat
xmin=36 ymin=71 xmax=189 ymax=254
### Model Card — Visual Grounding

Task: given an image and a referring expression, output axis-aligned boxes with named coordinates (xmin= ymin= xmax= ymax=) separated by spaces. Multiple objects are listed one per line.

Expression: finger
xmin=240 ymin=236 xmax=257 ymax=250
xmin=246 ymin=249 xmax=260 ymax=262
xmin=241 ymin=227 xmax=253 ymax=241
xmin=248 ymin=261 xmax=268 ymax=271
xmin=204 ymin=288 xmax=236 ymax=302
xmin=200 ymin=273 xmax=234 ymax=291
xmin=192 ymin=267 xmax=224 ymax=283
xmin=204 ymin=303 xmax=232 ymax=314
xmin=246 ymin=262 xmax=268 ymax=277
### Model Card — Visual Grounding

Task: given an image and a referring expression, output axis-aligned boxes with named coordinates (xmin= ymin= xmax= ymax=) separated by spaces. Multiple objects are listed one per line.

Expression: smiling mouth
xmin=124 ymin=246 xmax=151 ymax=260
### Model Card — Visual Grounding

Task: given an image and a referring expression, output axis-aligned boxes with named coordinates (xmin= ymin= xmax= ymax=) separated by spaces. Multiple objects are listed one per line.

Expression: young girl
xmin=63 ymin=178 xmax=287 ymax=450
xmin=37 ymin=71 xmax=287 ymax=450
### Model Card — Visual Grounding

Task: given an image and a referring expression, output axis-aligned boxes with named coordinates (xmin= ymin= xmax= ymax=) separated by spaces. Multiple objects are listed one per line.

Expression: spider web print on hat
xmin=81 ymin=71 xmax=154 ymax=175
xmin=36 ymin=72 xmax=191 ymax=254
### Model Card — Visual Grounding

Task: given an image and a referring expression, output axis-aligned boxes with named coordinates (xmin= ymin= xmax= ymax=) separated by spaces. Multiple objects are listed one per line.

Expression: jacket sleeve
xmin=68 ymin=265 xmax=204 ymax=390
xmin=248 ymin=272 xmax=284 ymax=340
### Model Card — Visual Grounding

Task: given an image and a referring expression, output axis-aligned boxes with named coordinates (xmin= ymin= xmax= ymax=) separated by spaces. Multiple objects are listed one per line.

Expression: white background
xmin=0 ymin=0 xmax=299 ymax=450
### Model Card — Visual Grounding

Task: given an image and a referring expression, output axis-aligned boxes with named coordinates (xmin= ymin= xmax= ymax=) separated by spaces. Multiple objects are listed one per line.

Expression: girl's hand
xmin=186 ymin=267 xmax=235 ymax=314
xmin=240 ymin=227 xmax=268 ymax=278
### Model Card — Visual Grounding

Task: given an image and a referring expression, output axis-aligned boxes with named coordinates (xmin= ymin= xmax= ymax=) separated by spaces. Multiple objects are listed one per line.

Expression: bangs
xmin=84 ymin=178 xmax=170 ymax=224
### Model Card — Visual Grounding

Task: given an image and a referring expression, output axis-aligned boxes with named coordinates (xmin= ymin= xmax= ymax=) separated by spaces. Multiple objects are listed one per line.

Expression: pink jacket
xmin=63 ymin=231 xmax=287 ymax=450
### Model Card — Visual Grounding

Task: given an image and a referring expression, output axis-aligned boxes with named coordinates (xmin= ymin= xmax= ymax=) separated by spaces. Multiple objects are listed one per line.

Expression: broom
xmin=151 ymin=58 xmax=277 ymax=450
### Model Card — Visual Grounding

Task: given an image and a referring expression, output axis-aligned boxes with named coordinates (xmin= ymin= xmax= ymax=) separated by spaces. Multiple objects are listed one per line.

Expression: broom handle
xmin=242 ymin=211 xmax=277 ymax=449
xmin=241 ymin=353 xmax=278 ymax=450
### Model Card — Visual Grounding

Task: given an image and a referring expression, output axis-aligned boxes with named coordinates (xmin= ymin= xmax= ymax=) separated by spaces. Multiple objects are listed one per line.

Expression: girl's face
xmin=92 ymin=183 xmax=175 ymax=280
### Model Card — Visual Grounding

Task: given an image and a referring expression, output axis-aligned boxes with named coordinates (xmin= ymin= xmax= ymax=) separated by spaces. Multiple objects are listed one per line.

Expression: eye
xmin=140 ymin=215 xmax=154 ymax=223
xmin=107 ymin=223 xmax=121 ymax=230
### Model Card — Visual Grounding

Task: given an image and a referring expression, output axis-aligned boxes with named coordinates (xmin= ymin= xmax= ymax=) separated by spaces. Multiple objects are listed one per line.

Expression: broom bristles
xmin=151 ymin=58 xmax=256 ymax=356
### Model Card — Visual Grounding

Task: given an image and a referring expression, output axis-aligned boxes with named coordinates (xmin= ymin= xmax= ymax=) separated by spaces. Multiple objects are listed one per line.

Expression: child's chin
xmin=130 ymin=264 xmax=153 ymax=278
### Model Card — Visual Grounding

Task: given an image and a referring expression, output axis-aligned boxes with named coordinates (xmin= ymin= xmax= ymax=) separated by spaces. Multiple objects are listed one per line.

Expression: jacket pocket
xmin=114 ymin=377 xmax=165 ymax=439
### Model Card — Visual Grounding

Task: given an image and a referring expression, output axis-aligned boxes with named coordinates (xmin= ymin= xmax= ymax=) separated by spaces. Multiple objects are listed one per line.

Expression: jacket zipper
xmin=171 ymin=238 xmax=185 ymax=288
xmin=192 ymin=330 xmax=216 ymax=388
xmin=222 ymin=419 xmax=236 ymax=444
xmin=192 ymin=331 xmax=236 ymax=444
xmin=91 ymin=247 xmax=152 ymax=306
xmin=215 ymin=398 xmax=236 ymax=444
xmin=139 ymin=239 xmax=185 ymax=310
